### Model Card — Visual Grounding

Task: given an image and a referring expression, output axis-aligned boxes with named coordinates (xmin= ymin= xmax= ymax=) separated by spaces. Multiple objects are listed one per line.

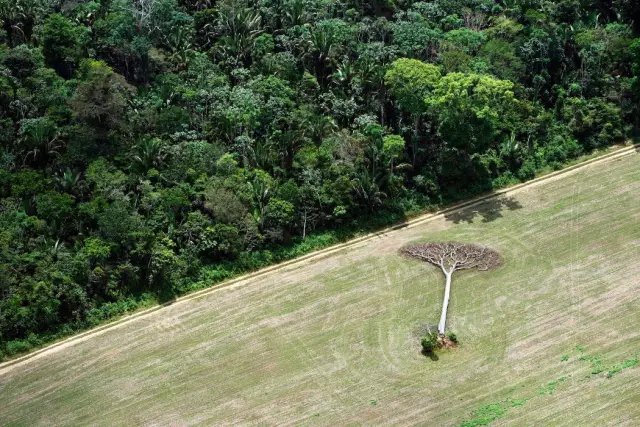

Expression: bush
xmin=539 ymin=131 xmax=582 ymax=167
xmin=559 ymin=97 xmax=625 ymax=149
xmin=446 ymin=331 xmax=458 ymax=344
xmin=516 ymin=159 xmax=537 ymax=181
xmin=421 ymin=332 xmax=439 ymax=353
xmin=85 ymin=297 xmax=144 ymax=326
xmin=492 ymin=172 xmax=518 ymax=189
xmin=5 ymin=339 xmax=33 ymax=356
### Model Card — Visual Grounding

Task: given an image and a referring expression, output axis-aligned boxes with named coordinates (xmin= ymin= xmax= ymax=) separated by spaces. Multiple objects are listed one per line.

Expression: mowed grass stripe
xmin=0 ymin=150 xmax=639 ymax=426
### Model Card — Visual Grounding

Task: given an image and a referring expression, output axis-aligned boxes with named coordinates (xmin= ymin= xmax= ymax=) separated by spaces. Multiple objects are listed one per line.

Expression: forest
xmin=0 ymin=0 xmax=639 ymax=359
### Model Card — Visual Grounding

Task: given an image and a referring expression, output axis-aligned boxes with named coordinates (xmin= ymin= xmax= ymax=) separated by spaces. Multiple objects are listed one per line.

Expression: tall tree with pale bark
xmin=401 ymin=242 xmax=502 ymax=336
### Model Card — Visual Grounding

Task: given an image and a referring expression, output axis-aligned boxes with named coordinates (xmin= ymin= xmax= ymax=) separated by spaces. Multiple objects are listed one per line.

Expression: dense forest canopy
xmin=1 ymin=0 xmax=639 ymax=358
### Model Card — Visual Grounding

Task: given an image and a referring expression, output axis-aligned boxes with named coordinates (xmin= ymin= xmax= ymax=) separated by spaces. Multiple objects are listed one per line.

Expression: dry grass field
xmin=1 ymin=150 xmax=639 ymax=426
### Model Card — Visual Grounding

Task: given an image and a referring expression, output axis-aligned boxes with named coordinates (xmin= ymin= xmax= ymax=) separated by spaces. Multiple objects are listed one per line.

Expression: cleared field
xmin=1 ymin=150 xmax=639 ymax=426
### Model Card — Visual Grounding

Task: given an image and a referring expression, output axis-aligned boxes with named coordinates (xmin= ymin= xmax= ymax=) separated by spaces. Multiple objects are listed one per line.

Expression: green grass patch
xmin=606 ymin=356 xmax=639 ymax=378
xmin=538 ymin=376 xmax=568 ymax=395
xmin=576 ymin=350 xmax=638 ymax=378
xmin=461 ymin=402 xmax=509 ymax=427
xmin=579 ymin=354 xmax=606 ymax=375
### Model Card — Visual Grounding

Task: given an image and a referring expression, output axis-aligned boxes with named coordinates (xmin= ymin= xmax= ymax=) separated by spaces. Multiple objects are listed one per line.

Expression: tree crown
xmin=400 ymin=242 xmax=502 ymax=273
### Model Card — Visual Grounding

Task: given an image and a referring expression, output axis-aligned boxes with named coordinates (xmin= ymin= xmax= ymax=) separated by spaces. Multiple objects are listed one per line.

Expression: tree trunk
xmin=302 ymin=209 xmax=307 ymax=240
xmin=412 ymin=115 xmax=420 ymax=167
xmin=438 ymin=271 xmax=452 ymax=335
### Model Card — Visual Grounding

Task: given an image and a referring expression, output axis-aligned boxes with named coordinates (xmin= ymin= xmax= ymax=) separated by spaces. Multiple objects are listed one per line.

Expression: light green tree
xmin=426 ymin=72 xmax=519 ymax=154
xmin=385 ymin=58 xmax=441 ymax=117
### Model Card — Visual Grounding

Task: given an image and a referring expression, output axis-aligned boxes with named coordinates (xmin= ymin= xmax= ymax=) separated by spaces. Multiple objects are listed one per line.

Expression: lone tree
xmin=401 ymin=242 xmax=502 ymax=336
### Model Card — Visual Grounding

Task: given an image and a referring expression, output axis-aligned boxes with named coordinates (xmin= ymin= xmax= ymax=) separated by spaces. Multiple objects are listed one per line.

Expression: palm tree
xmin=18 ymin=117 xmax=62 ymax=165
xmin=249 ymin=170 xmax=273 ymax=229
xmin=306 ymin=24 xmax=338 ymax=83
xmin=161 ymin=25 xmax=195 ymax=70
xmin=56 ymin=168 xmax=83 ymax=195
xmin=353 ymin=168 xmax=387 ymax=212
xmin=215 ymin=0 xmax=264 ymax=64
xmin=0 ymin=0 xmax=49 ymax=46
xmin=132 ymin=138 xmax=167 ymax=172
xmin=283 ymin=0 xmax=305 ymax=27
xmin=499 ymin=132 xmax=525 ymax=169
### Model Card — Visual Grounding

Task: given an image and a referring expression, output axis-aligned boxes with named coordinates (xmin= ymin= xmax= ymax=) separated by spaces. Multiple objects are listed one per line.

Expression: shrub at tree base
xmin=421 ymin=332 xmax=440 ymax=353
xmin=421 ymin=331 xmax=459 ymax=355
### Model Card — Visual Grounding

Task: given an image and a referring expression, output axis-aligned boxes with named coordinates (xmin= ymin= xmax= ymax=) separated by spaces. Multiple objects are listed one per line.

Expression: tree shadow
xmin=444 ymin=195 xmax=523 ymax=224
xmin=158 ymin=287 xmax=178 ymax=305
xmin=625 ymin=136 xmax=638 ymax=151
xmin=422 ymin=349 xmax=439 ymax=361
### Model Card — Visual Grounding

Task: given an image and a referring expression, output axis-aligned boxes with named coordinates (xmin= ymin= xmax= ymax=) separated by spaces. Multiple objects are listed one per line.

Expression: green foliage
xmin=461 ymin=402 xmax=507 ymax=427
xmin=461 ymin=398 xmax=533 ymax=427
xmin=537 ymin=377 xmax=568 ymax=395
xmin=579 ymin=353 xmax=606 ymax=374
xmin=264 ymin=198 xmax=295 ymax=226
xmin=631 ymin=39 xmax=640 ymax=76
xmin=539 ymin=129 xmax=583 ymax=168
xmin=606 ymin=357 xmax=639 ymax=378
xmin=421 ymin=332 xmax=439 ymax=353
xmin=2 ymin=44 xmax=44 ymax=79
xmin=559 ymin=97 xmax=624 ymax=149
xmin=199 ymin=223 xmax=242 ymax=259
xmin=426 ymin=72 xmax=519 ymax=152
xmin=79 ymin=237 xmax=111 ymax=263
xmin=132 ymin=138 xmax=169 ymax=173
xmin=578 ymin=348 xmax=639 ymax=378
xmin=382 ymin=134 xmax=405 ymax=161
xmin=41 ymin=14 xmax=88 ymax=79
xmin=385 ymin=58 xmax=441 ymax=115
xmin=71 ymin=60 xmax=135 ymax=135
xmin=444 ymin=29 xmax=486 ymax=55
xmin=97 ymin=201 xmax=142 ymax=244
xmin=478 ymin=40 xmax=524 ymax=82
xmin=34 ymin=191 xmax=74 ymax=232
xmin=392 ymin=16 xmax=442 ymax=59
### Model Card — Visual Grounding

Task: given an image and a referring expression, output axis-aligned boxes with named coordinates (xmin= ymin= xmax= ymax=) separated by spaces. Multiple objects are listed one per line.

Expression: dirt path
xmin=0 ymin=144 xmax=636 ymax=376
